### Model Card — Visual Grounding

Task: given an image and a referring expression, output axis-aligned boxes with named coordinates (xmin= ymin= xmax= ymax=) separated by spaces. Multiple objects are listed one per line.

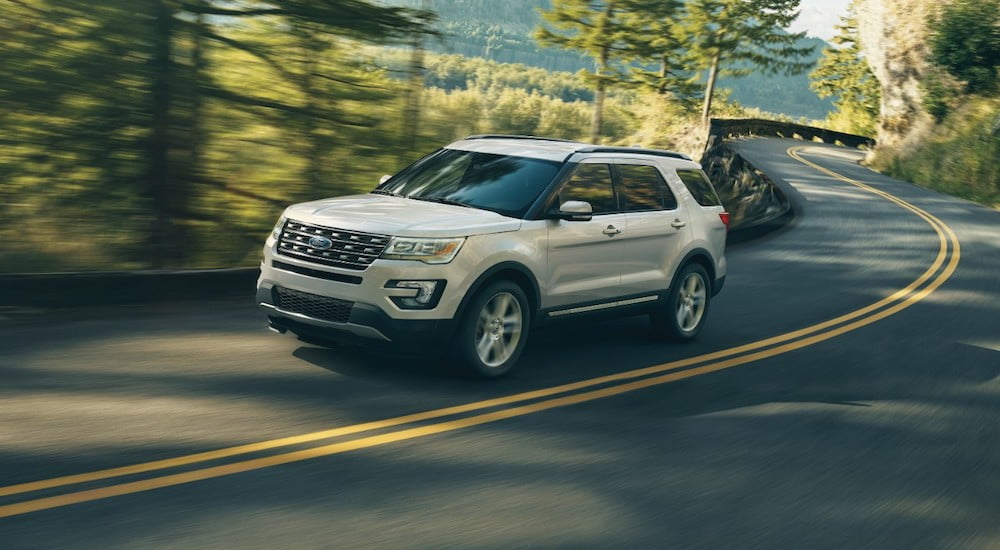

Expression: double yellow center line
xmin=0 ymin=146 xmax=961 ymax=519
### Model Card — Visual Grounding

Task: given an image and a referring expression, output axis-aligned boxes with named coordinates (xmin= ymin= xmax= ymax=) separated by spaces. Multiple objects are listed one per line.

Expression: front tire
xmin=652 ymin=263 xmax=711 ymax=341
xmin=453 ymin=281 xmax=531 ymax=378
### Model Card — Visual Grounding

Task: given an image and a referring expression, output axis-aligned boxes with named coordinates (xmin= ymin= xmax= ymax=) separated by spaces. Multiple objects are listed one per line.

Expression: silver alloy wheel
xmin=676 ymin=272 xmax=707 ymax=332
xmin=474 ymin=291 xmax=523 ymax=368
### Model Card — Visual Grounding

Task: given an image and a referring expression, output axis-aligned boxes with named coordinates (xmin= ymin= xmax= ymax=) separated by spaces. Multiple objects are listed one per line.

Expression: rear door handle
xmin=671 ymin=219 xmax=687 ymax=229
xmin=603 ymin=225 xmax=622 ymax=236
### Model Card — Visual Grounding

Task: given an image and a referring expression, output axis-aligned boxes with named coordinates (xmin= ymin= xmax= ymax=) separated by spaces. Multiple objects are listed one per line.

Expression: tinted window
xmin=377 ymin=149 xmax=562 ymax=218
xmin=677 ymin=169 xmax=722 ymax=207
xmin=618 ymin=164 xmax=678 ymax=211
xmin=559 ymin=163 xmax=618 ymax=214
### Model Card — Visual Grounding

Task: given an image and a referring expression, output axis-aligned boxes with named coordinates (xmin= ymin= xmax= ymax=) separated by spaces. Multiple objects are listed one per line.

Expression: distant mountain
xmin=384 ymin=0 xmax=834 ymax=119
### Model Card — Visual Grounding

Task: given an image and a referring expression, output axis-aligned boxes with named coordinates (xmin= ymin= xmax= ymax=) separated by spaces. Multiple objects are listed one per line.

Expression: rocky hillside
xmin=857 ymin=0 xmax=999 ymax=207
xmin=855 ymin=0 xmax=936 ymax=149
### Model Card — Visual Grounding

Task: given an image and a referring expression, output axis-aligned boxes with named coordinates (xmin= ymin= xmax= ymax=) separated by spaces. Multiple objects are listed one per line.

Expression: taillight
xmin=719 ymin=212 xmax=731 ymax=231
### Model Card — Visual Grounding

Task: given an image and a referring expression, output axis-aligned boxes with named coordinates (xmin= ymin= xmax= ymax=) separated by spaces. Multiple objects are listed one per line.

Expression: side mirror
xmin=553 ymin=200 xmax=593 ymax=222
xmin=379 ymin=174 xmax=392 ymax=185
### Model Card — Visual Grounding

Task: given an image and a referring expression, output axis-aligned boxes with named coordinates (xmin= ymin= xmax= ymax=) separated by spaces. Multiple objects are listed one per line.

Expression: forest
xmin=1 ymin=0 xmax=852 ymax=273
xmin=384 ymin=0 xmax=834 ymax=119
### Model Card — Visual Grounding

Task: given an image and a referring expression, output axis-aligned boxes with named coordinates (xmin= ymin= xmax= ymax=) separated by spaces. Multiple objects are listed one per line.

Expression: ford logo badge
xmin=308 ymin=236 xmax=334 ymax=250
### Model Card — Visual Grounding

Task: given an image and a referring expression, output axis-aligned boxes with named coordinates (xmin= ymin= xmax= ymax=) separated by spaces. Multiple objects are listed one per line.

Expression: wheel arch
xmin=674 ymin=248 xmax=717 ymax=294
xmin=455 ymin=261 xmax=542 ymax=322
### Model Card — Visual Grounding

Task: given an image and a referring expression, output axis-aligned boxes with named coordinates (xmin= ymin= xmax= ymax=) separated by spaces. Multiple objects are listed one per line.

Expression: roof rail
xmin=463 ymin=134 xmax=580 ymax=143
xmin=574 ymin=146 xmax=692 ymax=161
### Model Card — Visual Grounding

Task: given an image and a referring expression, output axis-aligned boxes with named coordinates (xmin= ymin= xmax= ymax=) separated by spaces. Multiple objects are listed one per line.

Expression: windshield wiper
xmin=370 ymin=189 xmax=400 ymax=197
xmin=409 ymin=196 xmax=472 ymax=208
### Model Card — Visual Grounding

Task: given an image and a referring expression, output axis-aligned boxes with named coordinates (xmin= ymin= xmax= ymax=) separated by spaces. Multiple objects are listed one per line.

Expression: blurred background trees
xmin=1 ymin=0 xmax=436 ymax=270
xmin=1 ymin=0 xmax=888 ymax=273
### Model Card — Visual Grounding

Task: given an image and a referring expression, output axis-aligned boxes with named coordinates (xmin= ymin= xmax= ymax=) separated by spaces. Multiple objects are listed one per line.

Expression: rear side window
xmin=677 ymin=169 xmax=722 ymax=207
xmin=559 ymin=163 xmax=618 ymax=214
xmin=618 ymin=164 xmax=678 ymax=211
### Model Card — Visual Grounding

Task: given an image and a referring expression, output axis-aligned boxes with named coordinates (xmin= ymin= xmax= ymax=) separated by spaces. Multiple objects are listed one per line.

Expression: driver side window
xmin=558 ymin=163 xmax=618 ymax=214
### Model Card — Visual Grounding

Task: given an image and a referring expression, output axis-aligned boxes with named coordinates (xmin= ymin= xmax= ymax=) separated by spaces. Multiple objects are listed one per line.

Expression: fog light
xmin=386 ymin=280 xmax=446 ymax=309
xmin=396 ymin=280 xmax=437 ymax=304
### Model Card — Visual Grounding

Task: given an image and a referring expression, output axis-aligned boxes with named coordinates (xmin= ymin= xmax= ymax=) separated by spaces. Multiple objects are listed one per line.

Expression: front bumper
xmin=257 ymin=283 xmax=455 ymax=348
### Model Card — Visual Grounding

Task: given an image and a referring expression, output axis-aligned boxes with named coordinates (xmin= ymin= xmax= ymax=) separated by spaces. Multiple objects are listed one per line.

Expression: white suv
xmin=258 ymin=135 xmax=729 ymax=377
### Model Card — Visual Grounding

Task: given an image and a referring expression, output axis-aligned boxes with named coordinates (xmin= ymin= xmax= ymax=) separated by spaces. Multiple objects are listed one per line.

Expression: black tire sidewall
xmin=657 ymin=263 xmax=711 ymax=341
xmin=453 ymin=281 xmax=531 ymax=378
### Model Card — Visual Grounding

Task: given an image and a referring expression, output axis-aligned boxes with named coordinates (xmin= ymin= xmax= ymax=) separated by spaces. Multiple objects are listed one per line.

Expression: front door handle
xmin=603 ymin=225 xmax=622 ymax=236
xmin=671 ymin=219 xmax=687 ymax=229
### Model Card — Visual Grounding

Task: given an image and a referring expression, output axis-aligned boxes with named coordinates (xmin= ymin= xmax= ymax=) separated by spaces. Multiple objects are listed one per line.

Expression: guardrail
xmin=706 ymin=118 xmax=876 ymax=151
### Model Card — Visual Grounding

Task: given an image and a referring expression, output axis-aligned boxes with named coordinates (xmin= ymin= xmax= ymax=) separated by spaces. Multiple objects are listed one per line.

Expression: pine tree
xmin=620 ymin=0 xmax=693 ymax=98
xmin=810 ymin=4 xmax=881 ymax=137
xmin=680 ymin=0 xmax=815 ymax=123
xmin=535 ymin=0 xmax=638 ymax=143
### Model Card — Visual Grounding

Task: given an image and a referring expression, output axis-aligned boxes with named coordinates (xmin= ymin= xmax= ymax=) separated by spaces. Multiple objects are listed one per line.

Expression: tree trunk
xmin=147 ymin=0 xmax=177 ymax=268
xmin=189 ymin=8 xmax=205 ymax=193
xmin=591 ymin=45 xmax=609 ymax=144
xmin=701 ymin=53 xmax=720 ymax=124
xmin=402 ymin=33 xmax=425 ymax=149
xmin=301 ymin=29 xmax=324 ymax=197
xmin=402 ymin=0 xmax=429 ymax=150
xmin=659 ymin=55 xmax=669 ymax=94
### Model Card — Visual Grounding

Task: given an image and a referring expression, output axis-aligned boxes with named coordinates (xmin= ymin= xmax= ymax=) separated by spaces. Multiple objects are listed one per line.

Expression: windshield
xmin=375 ymin=149 xmax=563 ymax=218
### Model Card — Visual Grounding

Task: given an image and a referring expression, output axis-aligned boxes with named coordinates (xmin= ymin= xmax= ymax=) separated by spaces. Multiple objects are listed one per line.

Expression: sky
xmin=787 ymin=0 xmax=852 ymax=41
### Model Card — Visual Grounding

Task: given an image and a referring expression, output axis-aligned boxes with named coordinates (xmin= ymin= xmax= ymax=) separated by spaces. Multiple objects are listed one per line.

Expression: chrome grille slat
xmin=276 ymin=247 xmax=373 ymax=267
xmin=281 ymin=232 xmax=383 ymax=257
xmin=282 ymin=227 xmax=388 ymax=249
xmin=276 ymin=219 xmax=390 ymax=270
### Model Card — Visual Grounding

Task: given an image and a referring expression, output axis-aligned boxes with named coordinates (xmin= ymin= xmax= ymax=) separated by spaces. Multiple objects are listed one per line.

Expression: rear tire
xmin=452 ymin=281 xmax=531 ymax=378
xmin=652 ymin=263 xmax=711 ymax=341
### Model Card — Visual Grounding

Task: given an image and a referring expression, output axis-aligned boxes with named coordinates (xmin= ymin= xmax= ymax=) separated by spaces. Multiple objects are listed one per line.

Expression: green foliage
xmin=389 ymin=0 xmax=833 ymax=119
xmin=0 ymin=0 xmax=828 ymax=273
xmin=535 ymin=0 xmax=667 ymax=141
xmin=0 ymin=0 xmax=436 ymax=271
xmin=810 ymin=4 xmax=881 ymax=136
xmin=620 ymin=0 xmax=697 ymax=98
xmin=681 ymin=0 xmax=816 ymax=119
xmin=920 ymin=68 xmax=964 ymax=121
xmin=872 ymin=96 xmax=1000 ymax=207
xmin=928 ymin=0 xmax=1000 ymax=94
xmin=416 ymin=53 xmax=594 ymax=102
xmin=683 ymin=0 xmax=814 ymax=76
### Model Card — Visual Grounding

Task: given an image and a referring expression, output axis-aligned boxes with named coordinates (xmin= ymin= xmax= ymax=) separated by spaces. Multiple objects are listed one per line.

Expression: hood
xmin=283 ymin=194 xmax=522 ymax=238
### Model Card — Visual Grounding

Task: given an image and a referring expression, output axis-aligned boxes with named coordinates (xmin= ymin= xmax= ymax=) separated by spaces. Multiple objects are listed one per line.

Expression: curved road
xmin=1 ymin=139 xmax=998 ymax=548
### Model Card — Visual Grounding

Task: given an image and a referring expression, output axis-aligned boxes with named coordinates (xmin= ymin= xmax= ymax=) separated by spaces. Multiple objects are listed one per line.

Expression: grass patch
xmin=871 ymin=96 xmax=1000 ymax=208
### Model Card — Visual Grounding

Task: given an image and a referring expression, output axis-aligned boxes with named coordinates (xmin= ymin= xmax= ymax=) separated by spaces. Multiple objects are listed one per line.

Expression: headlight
xmin=380 ymin=237 xmax=465 ymax=264
xmin=271 ymin=216 xmax=287 ymax=240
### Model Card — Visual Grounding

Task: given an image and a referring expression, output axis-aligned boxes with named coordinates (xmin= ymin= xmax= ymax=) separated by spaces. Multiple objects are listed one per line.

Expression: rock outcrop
xmin=855 ymin=0 xmax=938 ymax=150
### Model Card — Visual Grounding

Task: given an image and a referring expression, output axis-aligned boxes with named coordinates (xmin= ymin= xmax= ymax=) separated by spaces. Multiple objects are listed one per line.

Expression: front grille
xmin=274 ymin=287 xmax=353 ymax=324
xmin=277 ymin=219 xmax=390 ymax=270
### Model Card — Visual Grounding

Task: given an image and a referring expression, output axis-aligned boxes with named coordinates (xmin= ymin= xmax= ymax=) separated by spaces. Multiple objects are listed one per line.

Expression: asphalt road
xmin=1 ymin=139 xmax=998 ymax=549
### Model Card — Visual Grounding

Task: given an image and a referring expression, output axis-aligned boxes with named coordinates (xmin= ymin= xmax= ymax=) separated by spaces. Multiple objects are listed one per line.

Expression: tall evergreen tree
xmin=810 ymin=4 xmax=881 ymax=136
xmin=535 ymin=0 xmax=641 ymax=143
xmin=621 ymin=0 xmax=693 ymax=98
xmin=680 ymin=0 xmax=815 ymax=122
